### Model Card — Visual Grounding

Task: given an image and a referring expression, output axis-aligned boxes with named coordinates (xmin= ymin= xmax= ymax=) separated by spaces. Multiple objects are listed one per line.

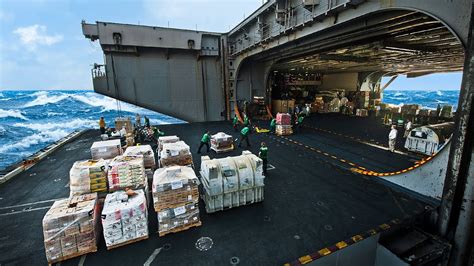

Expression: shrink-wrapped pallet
xmin=152 ymin=166 xmax=199 ymax=211
xmin=210 ymin=132 xmax=234 ymax=153
xmin=356 ymin=109 xmax=368 ymax=117
xmin=276 ymin=113 xmax=291 ymax=125
xmin=107 ymin=155 xmax=146 ymax=192
xmin=159 ymin=141 xmax=193 ymax=167
xmin=158 ymin=135 xmax=180 ymax=151
xmin=115 ymin=117 xmax=134 ymax=133
xmin=200 ymin=151 xmax=265 ymax=213
xmin=124 ymin=145 xmax=156 ymax=169
xmin=275 ymin=125 xmax=293 ymax=136
xmin=42 ymin=193 xmax=100 ymax=264
xmin=101 ymin=190 xmax=148 ymax=249
xmin=69 ymin=159 xmax=108 ymax=196
xmin=157 ymin=202 xmax=201 ymax=236
xmin=153 ymin=166 xmax=201 ymax=236
xmin=90 ymin=139 xmax=123 ymax=160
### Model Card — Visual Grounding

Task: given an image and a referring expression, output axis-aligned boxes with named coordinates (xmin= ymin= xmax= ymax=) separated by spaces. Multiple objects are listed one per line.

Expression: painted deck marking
xmin=144 ymin=248 xmax=163 ymax=266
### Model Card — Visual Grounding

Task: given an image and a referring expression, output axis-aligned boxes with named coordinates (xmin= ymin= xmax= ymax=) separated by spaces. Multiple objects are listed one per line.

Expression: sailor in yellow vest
xmin=99 ymin=116 xmax=106 ymax=134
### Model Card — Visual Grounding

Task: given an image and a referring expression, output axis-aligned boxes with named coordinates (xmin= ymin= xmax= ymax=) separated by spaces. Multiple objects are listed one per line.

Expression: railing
xmin=230 ymin=0 xmax=364 ymax=56
xmin=91 ymin=64 xmax=106 ymax=79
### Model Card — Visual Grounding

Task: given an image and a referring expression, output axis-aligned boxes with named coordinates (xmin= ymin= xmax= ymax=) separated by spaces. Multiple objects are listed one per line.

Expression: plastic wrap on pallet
xmin=152 ymin=166 xmax=199 ymax=211
xmin=200 ymin=151 xmax=265 ymax=213
xmin=210 ymin=132 xmax=234 ymax=152
xmin=90 ymin=139 xmax=123 ymax=160
xmin=42 ymin=193 xmax=100 ymax=263
xmin=157 ymin=202 xmax=200 ymax=234
xmin=356 ymin=109 xmax=368 ymax=117
xmin=101 ymin=190 xmax=148 ymax=248
xmin=276 ymin=113 xmax=291 ymax=125
xmin=115 ymin=117 xmax=134 ymax=134
xmin=158 ymin=135 xmax=180 ymax=151
xmin=275 ymin=125 xmax=293 ymax=136
xmin=107 ymin=155 xmax=146 ymax=192
xmin=69 ymin=159 xmax=108 ymax=196
xmin=159 ymin=141 xmax=193 ymax=167
xmin=123 ymin=145 xmax=156 ymax=169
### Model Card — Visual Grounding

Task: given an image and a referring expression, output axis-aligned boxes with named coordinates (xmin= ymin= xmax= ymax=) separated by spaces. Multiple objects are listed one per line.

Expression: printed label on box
xmin=174 ymin=206 xmax=186 ymax=216
xmin=171 ymin=181 xmax=183 ymax=190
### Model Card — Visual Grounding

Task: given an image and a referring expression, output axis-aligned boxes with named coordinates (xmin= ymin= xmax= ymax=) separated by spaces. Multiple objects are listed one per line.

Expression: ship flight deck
xmin=0 ymin=115 xmax=436 ymax=265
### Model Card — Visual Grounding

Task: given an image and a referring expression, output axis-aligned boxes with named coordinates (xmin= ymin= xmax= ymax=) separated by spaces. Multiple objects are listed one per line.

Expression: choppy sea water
xmin=383 ymin=90 xmax=460 ymax=109
xmin=0 ymin=90 xmax=183 ymax=170
xmin=0 ymin=89 xmax=460 ymax=170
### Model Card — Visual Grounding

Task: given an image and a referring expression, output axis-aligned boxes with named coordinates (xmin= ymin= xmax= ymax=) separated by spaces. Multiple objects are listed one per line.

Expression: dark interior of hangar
xmin=239 ymin=10 xmax=464 ymax=123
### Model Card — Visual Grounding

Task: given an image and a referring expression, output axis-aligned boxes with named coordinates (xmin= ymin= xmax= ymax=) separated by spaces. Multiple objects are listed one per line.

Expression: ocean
xmin=0 ymin=89 xmax=460 ymax=171
xmin=0 ymin=90 xmax=183 ymax=170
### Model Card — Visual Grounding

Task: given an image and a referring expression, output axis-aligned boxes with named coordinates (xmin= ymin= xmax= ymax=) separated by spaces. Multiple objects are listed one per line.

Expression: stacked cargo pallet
xmin=123 ymin=145 xmax=156 ymax=170
xmin=200 ymin=151 xmax=265 ymax=213
xmin=159 ymin=141 xmax=193 ymax=167
xmin=152 ymin=166 xmax=201 ymax=236
xmin=69 ymin=159 xmax=108 ymax=197
xmin=107 ymin=155 xmax=146 ymax=192
xmin=210 ymin=132 xmax=233 ymax=153
xmin=90 ymin=139 xmax=123 ymax=160
xmin=275 ymin=113 xmax=293 ymax=136
xmin=115 ymin=117 xmax=134 ymax=133
xmin=356 ymin=109 xmax=368 ymax=117
xmin=101 ymin=190 xmax=149 ymax=249
xmin=42 ymin=193 xmax=100 ymax=264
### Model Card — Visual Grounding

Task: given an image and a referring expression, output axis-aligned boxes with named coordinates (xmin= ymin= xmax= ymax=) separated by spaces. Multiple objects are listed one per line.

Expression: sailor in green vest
xmin=152 ymin=127 xmax=165 ymax=140
xmin=269 ymin=118 xmax=276 ymax=133
xmin=232 ymin=115 xmax=239 ymax=132
xmin=198 ymin=130 xmax=211 ymax=153
xmin=144 ymin=116 xmax=150 ymax=128
xmin=259 ymin=142 xmax=268 ymax=175
xmin=295 ymin=114 xmax=305 ymax=133
xmin=243 ymin=114 xmax=249 ymax=127
xmin=238 ymin=126 xmax=251 ymax=147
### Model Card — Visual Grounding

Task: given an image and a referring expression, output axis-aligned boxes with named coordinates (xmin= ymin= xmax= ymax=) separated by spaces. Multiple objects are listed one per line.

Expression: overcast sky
xmin=0 ymin=0 xmax=463 ymax=90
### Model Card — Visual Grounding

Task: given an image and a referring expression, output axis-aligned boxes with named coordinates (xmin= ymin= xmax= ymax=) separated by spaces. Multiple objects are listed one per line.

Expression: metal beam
xmin=438 ymin=2 xmax=474 ymax=265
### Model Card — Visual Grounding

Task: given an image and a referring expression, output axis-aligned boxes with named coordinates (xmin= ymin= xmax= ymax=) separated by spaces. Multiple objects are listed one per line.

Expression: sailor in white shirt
xmin=404 ymin=120 xmax=412 ymax=138
xmin=388 ymin=125 xmax=398 ymax=152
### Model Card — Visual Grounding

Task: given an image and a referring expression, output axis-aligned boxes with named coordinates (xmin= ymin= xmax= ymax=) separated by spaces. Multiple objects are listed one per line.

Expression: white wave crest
xmin=72 ymin=92 xmax=155 ymax=114
xmin=436 ymin=90 xmax=444 ymax=96
xmin=0 ymin=129 xmax=69 ymax=154
xmin=394 ymin=92 xmax=405 ymax=97
xmin=23 ymin=91 xmax=70 ymax=107
xmin=13 ymin=118 xmax=97 ymax=132
xmin=0 ymin=109 xmax=28 ymax=120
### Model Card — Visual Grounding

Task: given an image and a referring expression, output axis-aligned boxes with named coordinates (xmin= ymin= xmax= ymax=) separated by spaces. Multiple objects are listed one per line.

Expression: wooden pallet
xmin=158 ymin=221 xmax=202 ymax=237
xmin=47 ymin=247 xmax=97 ymax=265
xmin=211 ymin=145 xmax=234 ymax=153
xmin=106 ymin=235 xmax=149 ymax=250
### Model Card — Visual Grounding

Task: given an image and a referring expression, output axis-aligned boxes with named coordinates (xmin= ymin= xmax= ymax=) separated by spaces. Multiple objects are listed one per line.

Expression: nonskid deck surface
xmin=0 ymin=119 xmax=433 ymax=265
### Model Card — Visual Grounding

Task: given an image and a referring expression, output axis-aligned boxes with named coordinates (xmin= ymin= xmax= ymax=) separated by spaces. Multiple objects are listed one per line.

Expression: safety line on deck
xmin=265 ymin=134 xmax=434 ymax=177
xmin=285 ymin=218 xmax=403 ymax=265
xmin=303 ymin=125 xmax=423 ymax=158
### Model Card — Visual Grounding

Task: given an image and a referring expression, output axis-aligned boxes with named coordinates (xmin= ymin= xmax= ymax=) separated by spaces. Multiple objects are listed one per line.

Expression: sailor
xmin=135 ymin=113 xmax=141 ymax=127
xmin=99 ymin=116 xmax=106 ymax=135
xmin=243 ymin=113 xmax=249 ymax=127
xmin=197 ymin=130 xmax=211 ymax=153
xmin=388 ymin=125 xmax=398 ymax=153
xmin=238 ymin=126 xmax=251 ymax=147
xmin=144 ymin=116 xmax=150 ymax=128
xmin=259 ymin=142 xmax=268 ymax=175
xmin=404 ymin=120 xmax=412 ymax=138
xmin=152 ymin=127 xmax=165 ymax=139
xmin=119 ymin=126 xmax=127 ymax=137
xmin=295 ymin=114 xmax=305 ymax=133
xmin=232 ymin=115 xmax=239 ymax=132
xmin=269 ymin=118 xmax=276 ymax=133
